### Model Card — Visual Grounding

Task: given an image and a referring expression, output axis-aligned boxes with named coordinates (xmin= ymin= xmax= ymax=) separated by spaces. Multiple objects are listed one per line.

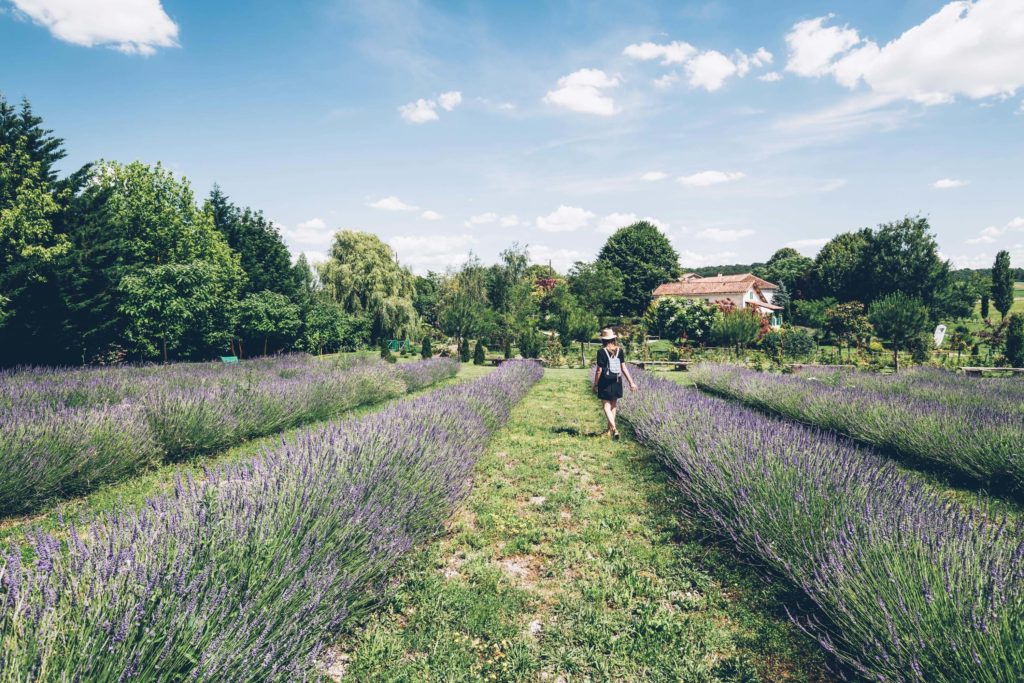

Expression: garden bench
xmin=788 ymin=363 xmax=855 ymax=372
xmin=220 ymin=356 xmax=239 ymax=364
xmin=632 ymin=360 xmax=689 ymax=371
xmin=959 ymin=366 xmax=1024 ymax=377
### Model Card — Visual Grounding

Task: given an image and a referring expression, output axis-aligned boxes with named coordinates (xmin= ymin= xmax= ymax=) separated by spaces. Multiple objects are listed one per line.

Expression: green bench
xmin=220 ymin=356 xmax=239 ymax=364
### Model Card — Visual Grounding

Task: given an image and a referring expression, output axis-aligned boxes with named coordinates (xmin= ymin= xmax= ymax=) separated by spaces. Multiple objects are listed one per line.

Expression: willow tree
xmin=316 ymin=230 xmax=418 ymax=342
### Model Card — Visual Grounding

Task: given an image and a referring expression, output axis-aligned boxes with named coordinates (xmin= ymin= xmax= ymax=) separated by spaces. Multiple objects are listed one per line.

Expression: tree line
xmin=3 ymin=94 xmax=1019 ymax=368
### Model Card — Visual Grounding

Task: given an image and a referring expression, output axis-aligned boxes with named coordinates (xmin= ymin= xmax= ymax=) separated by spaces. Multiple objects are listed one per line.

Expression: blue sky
xmin=2 ymin=0 xmax=1023 ymax=273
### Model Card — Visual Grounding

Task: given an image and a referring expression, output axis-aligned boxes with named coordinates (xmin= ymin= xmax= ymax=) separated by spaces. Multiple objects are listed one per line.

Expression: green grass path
xmin=329 ymin=369 xmax=830 ymax=682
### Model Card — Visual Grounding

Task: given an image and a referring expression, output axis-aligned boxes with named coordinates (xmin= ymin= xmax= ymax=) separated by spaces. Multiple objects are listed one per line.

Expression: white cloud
xmin=785 ymin=237 xmax=830 ymax=254
xmin=685 ymin=50 xmax=739 ymax=91
xmin=420 ymin=210 xmax=442 ymax=221
xmin=389 ymin=234 xmax=478 ymax=273
xmin=966 ymin=226 xmax=1005 ymax=244
xmin=398 ymin=99 xmax=439 ymax=124
xmin=933 ymin=178 xmax=968 ymax=189
xmin=529 ymin=245 xmax=593 ymax=273
xmin=438 ymin=91 xmax=462 ymax=111
xmin=786 ymin=3 xmax=1024 ymax=106
xmin=398 ymin=90 xmax=462 ymax=123
xmin=464 ymin=212 xmax=518 ymax=228
xmin=10 ymin=0 xmax=179 ymax=55
xmin=677 ymin=249 xmax=739 ymax=267
xmin=677 ymin=170 xmax=745 ymax=187
xmin=622 ymin=40 xmax=696 ymax=64
xmin=965 ymin=216 xmax=1024 ymax=244
xmin=696 ymin=227 xmax=755 ymax=242
xmin=652 ymin=73 xmax=679 ymax=89
xmin=535 ymin=205 xmax=595 ymax=232
xmin=369 ymin=196 xmax=420 ymax=211
xmin=784 ymin=15 xmax=861 ymax=77
xmin=759 ymin=71 xmax=782 ymax=82
xmin=543 ymin=69 xmax=620 ymax=116
xmin=279 ymin=218 xmax=333 ymax=258
xmin=597 ymin=212 xmax=638 ymax=235
xmin=641 ymin=170 xmax=667 ymax=181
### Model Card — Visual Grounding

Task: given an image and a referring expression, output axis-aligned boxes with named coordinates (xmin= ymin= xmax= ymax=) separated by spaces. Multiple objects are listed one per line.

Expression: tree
xmin=812 ymin=229 xmax=872 ymax=302
xmin=991 ymin=250 xmax=1014 ymax=320
xmin=438 ymin=256 xmax=493 ymax=348
xmin=772 ymin=282 xmax=791 ymax=319
xmin=710 ymin=306 xmax=762 ymax=357
xmin=421 ymin=336 xmax=432 ymax=359
xmin=596 ymin=221 xmax=680 ymax=316
xmin=413 ymin=272 xmax=442 ymax=328
xmin=868 ymin=293 xmax=930 ymax=372
xmin=644 ymin=298 xmax=684 ymax=340
xmin=1005 ymin=315 xmax=1024 ymax=368
xmin=568 ymin=260 xmax=624 ymax=326
xmin=549 ymin=283 xmax=598 ymax=363
xmin=317 ymin=230 xmax=418 ymax=341
xmin=118 ymin=263 xmax=224 ymax=362
xmin=948 ymin=325 xmax=973 ymax=364
xmin=978 ymin=317 xmax=1010 ymax=363
xmin=473 ymin=339 xmax=486 ymax=365
xmin=460 ymin=337 xmax=471 ymax=362
xmin=206 ymin=186 xmax=297 ymax=299
xmin=981 ymin=294 xmax=990 ymax=319
xmin=300 ymin=301 xmax=369 ymax=355
xmin=236 ymin=290 xmax=301 ymax=357
xmin=825 ymin=301 xmax=873 ymax=359
xmin=865 ymin=217 xmax=950 ymax=312
xmin=64 ymin=161 xmax=244 ymax=361
xmin=759 ymin=248 xmax=813 ymax=299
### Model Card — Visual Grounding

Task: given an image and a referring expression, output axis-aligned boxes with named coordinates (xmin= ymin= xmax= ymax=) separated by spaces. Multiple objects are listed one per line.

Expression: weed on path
xmin=331 ymin=369 xmax=831 ymax=682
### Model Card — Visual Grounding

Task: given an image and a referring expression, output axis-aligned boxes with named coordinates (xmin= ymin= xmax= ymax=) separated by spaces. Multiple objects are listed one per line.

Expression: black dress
xmin=596 ymin=347 xmax=625 ymax=400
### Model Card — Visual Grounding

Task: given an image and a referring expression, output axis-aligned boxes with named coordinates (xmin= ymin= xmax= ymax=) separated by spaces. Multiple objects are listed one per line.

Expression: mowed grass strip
xmin=0 ymin=364 xmax=492 ymax=545
xmin=330 ymin=368 xmax=831 ymax=682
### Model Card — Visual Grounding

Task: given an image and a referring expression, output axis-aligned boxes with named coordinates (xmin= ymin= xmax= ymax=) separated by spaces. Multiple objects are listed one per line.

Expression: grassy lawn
xmin=328 ymin=368 xmax=831 ymax=682
xmin=0 ymin=362 xmax=492 ymax=545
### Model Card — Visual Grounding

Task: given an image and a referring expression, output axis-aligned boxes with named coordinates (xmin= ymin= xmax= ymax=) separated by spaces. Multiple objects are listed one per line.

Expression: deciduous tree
xmin=596 ymin=221 xmax=680 ymax=316
xmin=868 ymin=292 xmax=930 ymax=372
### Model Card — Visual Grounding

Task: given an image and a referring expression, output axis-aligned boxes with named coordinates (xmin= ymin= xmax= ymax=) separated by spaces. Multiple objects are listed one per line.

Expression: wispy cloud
xmin=678 ymin=170 xmax=745 ymax=187
xmin=369 ymin=196 xmax=420 ymax=211
xmin=933 ymin=178 xmax=968 ymax=189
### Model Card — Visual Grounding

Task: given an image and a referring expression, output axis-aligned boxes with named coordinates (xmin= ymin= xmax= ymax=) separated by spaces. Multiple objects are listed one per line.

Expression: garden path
xmin=329 ymin=368 xmax=830 ymax=682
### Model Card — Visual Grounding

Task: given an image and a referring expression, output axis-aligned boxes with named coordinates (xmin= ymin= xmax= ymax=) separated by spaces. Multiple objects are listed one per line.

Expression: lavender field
xmin=0 ymin=356 xmax=459 ymax=517
xmin=0 ymin=360 xmax=543 ymax=681
xmin=690 ymin=364 xmax=1024 ymax=496
xmin=621 ymin=368 xmax=1024 ymax=682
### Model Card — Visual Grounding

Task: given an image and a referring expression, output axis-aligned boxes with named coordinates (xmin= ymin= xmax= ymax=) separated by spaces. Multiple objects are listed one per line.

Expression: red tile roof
xmin=652 ymin=272 xmax=779 ymax=297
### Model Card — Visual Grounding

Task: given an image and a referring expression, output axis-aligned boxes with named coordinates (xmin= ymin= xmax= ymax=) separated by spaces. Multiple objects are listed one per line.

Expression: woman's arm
xmin=621 ymin=353 xmax=637 ymax=391
xmin=593 ymin=366 xmax=603 ymax=393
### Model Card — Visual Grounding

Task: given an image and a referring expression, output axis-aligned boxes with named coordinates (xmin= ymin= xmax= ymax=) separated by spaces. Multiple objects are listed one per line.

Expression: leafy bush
xmin=460 ymin=337 xmax=471 ymax=362
xmin=472 ymin=340 xmax=486 ymax=365
xmin=421 ymin=336 xmax=432 ymax=359
xmin=760 ymin=327 xmax=815 ymax=362
xmin=1005 ymin=314 xmax=1024 ymax=367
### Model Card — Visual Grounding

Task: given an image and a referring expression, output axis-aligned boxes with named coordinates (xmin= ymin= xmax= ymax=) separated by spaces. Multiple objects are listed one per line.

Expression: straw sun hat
xmin=599 ymin=328 xmax=617 ymax=341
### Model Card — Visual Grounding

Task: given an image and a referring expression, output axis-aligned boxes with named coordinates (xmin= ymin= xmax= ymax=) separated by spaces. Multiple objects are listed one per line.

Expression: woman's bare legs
xmin=602 ymin=399 xmax=618 ymax=435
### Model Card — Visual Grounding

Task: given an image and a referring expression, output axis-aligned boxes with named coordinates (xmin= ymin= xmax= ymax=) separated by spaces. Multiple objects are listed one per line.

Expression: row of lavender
xmin=808 ymin=365 xmax=1024 ymax=416
xmin=620 ymin=369 xmax=1023 ymax=682
xmin=0 ymin=360 xmax=543 ymax=681
xmin=0 ymin=356 xmax=459 ymax=516
xmin=690 ymin=364 xmax=1024 ymax=495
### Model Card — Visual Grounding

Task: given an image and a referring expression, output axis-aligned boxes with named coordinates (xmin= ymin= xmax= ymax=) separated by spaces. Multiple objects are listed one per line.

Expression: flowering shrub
xmin=0 ymin=360 xmax=543 ymax=681
xmin=620 ymin=368 xmax=1024 ymax=682
xmin=0 ymin=356 xmax=459 ymax=516
xmin=690 ymin=364 xmax=1024 ymax=494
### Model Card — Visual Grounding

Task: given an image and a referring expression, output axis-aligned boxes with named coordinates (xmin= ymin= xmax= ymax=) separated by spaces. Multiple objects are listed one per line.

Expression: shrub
xmin=518 ymin=331 xmax=543 ymax=359
xmin=460 ymin=337 xmax=471 ymax=362
xmin=421 ymin=336 xmax=432 ymax=359
xmin=1005 ymin=314 xmax=1024 ymax=367
xmin=472 ymin=340 xmax=486 ymax=365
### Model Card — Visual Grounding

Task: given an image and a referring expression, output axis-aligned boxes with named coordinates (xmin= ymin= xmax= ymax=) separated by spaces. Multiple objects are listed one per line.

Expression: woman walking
xmin=592 ymin=328 xmax=637 ymax=439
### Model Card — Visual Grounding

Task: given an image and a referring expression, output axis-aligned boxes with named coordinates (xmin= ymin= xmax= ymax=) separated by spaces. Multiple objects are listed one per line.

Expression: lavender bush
xmin=0 ymin=360 xmax=543 ymax=681
xmin=620 ymin=368 xmax=1024 ymax=682
xmin=690 ymin=364 xmax=1024 ymax=494
xmin=0 ymin=356 xmax=459 ymax=516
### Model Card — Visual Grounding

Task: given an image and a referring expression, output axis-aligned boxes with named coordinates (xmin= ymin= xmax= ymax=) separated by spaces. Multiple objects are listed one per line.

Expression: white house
xmin=652 ymin=273 xmax=783 ymax=326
